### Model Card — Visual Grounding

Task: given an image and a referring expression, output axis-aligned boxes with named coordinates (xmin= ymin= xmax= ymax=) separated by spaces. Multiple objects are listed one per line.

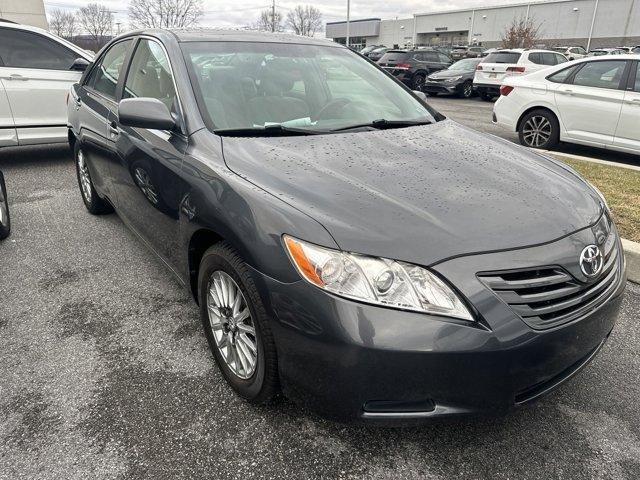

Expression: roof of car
xmin=158 ymin=28 xmax=338 ymax=46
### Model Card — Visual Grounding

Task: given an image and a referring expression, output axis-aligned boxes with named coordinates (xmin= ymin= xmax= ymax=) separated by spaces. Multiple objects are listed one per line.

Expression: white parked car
xmin=473 ymin=49 xmax=568 ymax=101
xmin=493 ymin=55 xmax=640 ymax=154
xmin=551 ymin=46 xmax=588 ymax=61
xmin=0 ymin=21 xmax=92 ymax=147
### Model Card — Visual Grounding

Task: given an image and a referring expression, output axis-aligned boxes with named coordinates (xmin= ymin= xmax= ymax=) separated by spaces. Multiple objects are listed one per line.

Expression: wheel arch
xmin=516 ymin=105 xmax=560 ymax=134
xmin=188 ymin=228 xmax=224 ymax=303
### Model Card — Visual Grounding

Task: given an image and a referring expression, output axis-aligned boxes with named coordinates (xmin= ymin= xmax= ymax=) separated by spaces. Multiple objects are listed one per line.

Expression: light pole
xmin=346 ymin=0 xmax=350 ymax=48
xmin=271 ymin=0 xmax=276 ymax=33
xmin=587 ymin=0 xmax=599 ymax=51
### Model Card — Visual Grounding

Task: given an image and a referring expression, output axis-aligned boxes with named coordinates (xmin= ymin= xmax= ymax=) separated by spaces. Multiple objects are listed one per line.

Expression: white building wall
xmin=0 ymin=0 xmax=48 ymax=29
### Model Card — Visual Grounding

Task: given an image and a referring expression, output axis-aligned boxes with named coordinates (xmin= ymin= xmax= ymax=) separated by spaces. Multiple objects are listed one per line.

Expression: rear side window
xmin=0 ymin=28 xmax=78 ymax=70
xmin=88 ymin=40 xmax=132 ymax=99
xmin=423 ymin=52 xmax=439 ymax=62
xmin=547 ymin=65 xmax=578 ymax=83
xmin=633 ymin=62 xmax=640 ymax=93
xmin=379 ymin=51 xmax=410 ymax=63
xmin=529 ymin=53 xmax=542 ymax=64
xmin=572 ymin=60 xmax=627 ymax=89
xmin=438 ymin=53 xmax=451 ymax=63
xmin=484 ymin=52 xmax=522 ymax=64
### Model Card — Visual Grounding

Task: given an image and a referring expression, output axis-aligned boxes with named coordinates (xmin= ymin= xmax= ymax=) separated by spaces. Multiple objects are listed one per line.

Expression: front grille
xmin=478 ymin=237 xmax=620 ymax=330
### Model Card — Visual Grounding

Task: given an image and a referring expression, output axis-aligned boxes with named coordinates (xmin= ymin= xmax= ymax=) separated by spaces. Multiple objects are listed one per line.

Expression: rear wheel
xmin=0 ymin=171 xmax=10 ymax=240
xmin=518 ymin=109 xmax=560 ymax=149
xmin=198 ymin=243 xmax=278 ymax=404
xmin=458 ymin=81 xmax=473 ymax=98
xmin=411 ymin=73 xmax=426 ymax=90
xmin=74 ymin=144 xmax=113 ymax=215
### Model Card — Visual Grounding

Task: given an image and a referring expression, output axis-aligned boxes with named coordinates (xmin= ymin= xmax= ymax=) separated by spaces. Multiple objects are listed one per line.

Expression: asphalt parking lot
xmin=1 ymin=98 xmax=639 ymax=479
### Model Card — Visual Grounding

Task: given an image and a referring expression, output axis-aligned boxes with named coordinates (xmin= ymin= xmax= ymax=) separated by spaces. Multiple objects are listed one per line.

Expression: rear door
xmin=0 ymin=27 xmax=83 ymax=145
xmin=0 ymin=74 xmax=16 ymax=147
xmin=613 ymin=61 xmax=640 ymax=152
xmin=555 ymin=60 xmax=628 ymax=145
xmin=109 ymin=37 xmax=188 ymax=271
xmin=474 ymin=51 xmax=522 ymax=86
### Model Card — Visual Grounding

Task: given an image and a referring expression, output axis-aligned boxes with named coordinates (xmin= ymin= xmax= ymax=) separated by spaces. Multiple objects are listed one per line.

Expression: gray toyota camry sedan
xmin=67 ymin=29 xmax=626 ymax=423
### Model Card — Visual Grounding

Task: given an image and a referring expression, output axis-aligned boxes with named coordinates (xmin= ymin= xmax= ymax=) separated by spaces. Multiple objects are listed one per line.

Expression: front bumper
xmin=249 ymin=228 xmax=626 ymax=424
xmin=423 ymin=80 xmax=462 ymax=94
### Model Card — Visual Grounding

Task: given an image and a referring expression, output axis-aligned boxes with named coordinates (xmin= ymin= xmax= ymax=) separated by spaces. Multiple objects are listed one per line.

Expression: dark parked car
xmin=378 ymin=48 xmax=452 ymax=89
xmin=423 ymin=57 xmax=483 ymax=98
xmin=68 ymin=29 xmax=625 ymax=423
xmin=359 ymin=45 xmax=382 ymax=56
xmin=0 ymin=170 xmax=9 ymax=239
xmin=451 ymin=45 xmax=484 ymax=59
xmin=367 ymin=46 xmax=389 ymax=62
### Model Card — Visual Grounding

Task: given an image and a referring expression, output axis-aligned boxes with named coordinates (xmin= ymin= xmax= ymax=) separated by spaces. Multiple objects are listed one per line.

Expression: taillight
xmin=500 ymin=85 xmax=514 ymax=96
xmin=396 ymin=63 xmax=412 ymax=69
xmin=507 ymin=66 xmax=526 ymax=73
xmin=476 ymin=65 xmax=483 ymax=71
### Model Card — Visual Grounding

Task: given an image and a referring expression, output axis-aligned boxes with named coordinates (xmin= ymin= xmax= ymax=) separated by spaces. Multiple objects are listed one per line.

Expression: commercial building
xmin=0 ymin=0 xmax=48 ymax=29
xmin=326 ymin=0 xmax=640 ymax=50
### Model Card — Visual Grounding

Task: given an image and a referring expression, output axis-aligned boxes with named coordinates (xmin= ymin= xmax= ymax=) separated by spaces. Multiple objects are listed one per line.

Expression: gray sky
xmin=44 ymin=0 xmax=528 ymax=30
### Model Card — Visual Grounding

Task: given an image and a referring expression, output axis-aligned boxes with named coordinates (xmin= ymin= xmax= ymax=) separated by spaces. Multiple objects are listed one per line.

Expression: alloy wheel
xmin=77 ymin=149 xmax=92 ymax=203
xmin=0 ymin=186 xmax=7 ymax=228
xmin=206 ymin=271 xmax=258 ymax=380
xmin=522 ymin=116 xmax=552 ymax=147
xmin=463 ymin=83 xmax=473 ymax=98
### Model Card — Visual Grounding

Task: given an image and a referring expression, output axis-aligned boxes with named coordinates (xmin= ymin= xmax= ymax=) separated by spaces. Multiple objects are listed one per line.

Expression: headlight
xmin=283 ymin=235 xmax=473 ymax=321
xmin=445 ymin=76 xmax=462 ymax=82
xmin=586 ymin=180 xmax=609 ymax=211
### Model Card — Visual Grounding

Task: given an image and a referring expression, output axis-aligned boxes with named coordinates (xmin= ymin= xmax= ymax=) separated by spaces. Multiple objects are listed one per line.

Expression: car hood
xmin=221 ymin=120 xmax=602 ymax=266
xmin=429 ymin=70 xmax=472 ymax=79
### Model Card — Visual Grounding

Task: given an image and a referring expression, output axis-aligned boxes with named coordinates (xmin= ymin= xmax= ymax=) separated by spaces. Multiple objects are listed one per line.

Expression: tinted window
xmin=123 ymin=39 xmax=176 ymax=110
xmin=542 ymin=53 xmax=559 ymax=65
xmin=529 ymin=53 xmax=542 ymax=64
xmin=423 ymin=52 xmax=439 ymax=62
xmin=572 ymin=60 xmax=627 ymax=89
xmin=547 ymin=66 xmax=578 ymax=83
xmin=438 ymin=53 xmax=451 ymax=63
xmin=484 ymin=52 xmax=522 ymax=64
xmin=0 ymin=28 xmax=77 ymax=70
xmin=379 ymin=51 xmax=410 ymax=63
xmin=634 ymin=62 xmax=640 ymax=93
xmin=555 ymin=54 xmax=567 ymax=64
xmin=89 ymin=40 xmax=131 ymax=99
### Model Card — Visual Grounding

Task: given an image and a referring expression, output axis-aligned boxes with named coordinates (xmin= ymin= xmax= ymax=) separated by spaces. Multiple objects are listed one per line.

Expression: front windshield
xmin=182 ymin=41 xmax=436 ymax=133
xmin=449 ymin=58 xmax=481 ymax=71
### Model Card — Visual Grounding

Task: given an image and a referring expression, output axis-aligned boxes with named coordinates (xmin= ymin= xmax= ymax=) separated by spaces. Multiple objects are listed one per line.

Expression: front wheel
xmin=0 ymin=171 xmax=10 ymax=240
xmin=518 ymin=109 xmax=560 ymax=149
xmin=198 ymin=243 xmax=278 ymax=404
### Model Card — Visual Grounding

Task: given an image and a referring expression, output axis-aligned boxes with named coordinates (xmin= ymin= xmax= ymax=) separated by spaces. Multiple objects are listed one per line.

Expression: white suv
xmin=473 ymin=49 xmax=568 ymax=101
xmin=0 ymin=20 xmax=93 ymax=147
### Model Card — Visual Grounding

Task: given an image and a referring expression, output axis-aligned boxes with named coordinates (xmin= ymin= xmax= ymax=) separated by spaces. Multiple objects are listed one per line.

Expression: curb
xmin=622 ymin=239 xmax=640 ymax=285
xmin=539 ymin=150 xmax=640 ymax=172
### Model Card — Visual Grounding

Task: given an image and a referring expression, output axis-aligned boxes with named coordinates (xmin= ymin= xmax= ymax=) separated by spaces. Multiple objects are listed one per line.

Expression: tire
xmin=458 ymin=81 xmax=473 ymax=99
xmin=198 ymin=242 xmax=278 ymax=404
xmin=518 ymin=109 xmax=560 ymax=150
xmin=0 ymin=171 xmax=10 ymax=240
xmin=424 ymin=91 xmax=437 ymax=97
xmin=74 ymin=143 xmax=113 ymax=215
xmin=480 ymin=91 xmax=495 ymax=102
xmin=411 ymin=73 xmax=426 ymax=90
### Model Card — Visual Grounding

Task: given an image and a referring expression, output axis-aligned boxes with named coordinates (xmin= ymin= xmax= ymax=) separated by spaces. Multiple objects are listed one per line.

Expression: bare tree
xmin=79 ymin=3 xmax=113 ymax=48
xmin=286 ymin=5 xmax=322 ymax=37
xmin=501 ymin=17 xmax=542 ymax=49
xmin=255 ymin=8 xmax=283 ymax=32
xmin=129 ymin=0 xmax=203 ymax=29
xmin=49 ymin=9 xmax=77 ymax=39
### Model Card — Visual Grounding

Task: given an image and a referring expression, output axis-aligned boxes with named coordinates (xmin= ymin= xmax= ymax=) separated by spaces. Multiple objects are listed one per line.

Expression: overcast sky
xmin=44 ymin=0 xmax=527 ymax=30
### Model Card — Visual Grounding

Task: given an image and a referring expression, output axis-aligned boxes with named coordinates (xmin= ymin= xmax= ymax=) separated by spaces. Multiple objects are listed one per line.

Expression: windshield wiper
xmin=215 ymin=124 xmax=326 ymax=137
xmin=331 ymin=118 xmax=432 ymax=132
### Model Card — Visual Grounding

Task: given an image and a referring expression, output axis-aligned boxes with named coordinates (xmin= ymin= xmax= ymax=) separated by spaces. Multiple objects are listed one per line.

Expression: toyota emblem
xmin=579 ymin=245 xmax=603 ymax=278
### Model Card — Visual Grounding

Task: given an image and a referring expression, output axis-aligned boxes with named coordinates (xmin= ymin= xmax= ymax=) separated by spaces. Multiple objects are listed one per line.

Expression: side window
xmin=424 ymin=52 xmax=439 ymax=62
xmin=0 ymin=28 xmax=78 ymax=70
xmin=89 ymin=40 xmax=132 ymax=99
xmin=438 ymin=53 xmax=451 ymax=63
xmin=123 ymin=39 xmax=177 ymax=111
xmin=634 ymin=63 xmax=640 ymax=93
xmin=577 ymin=47 xmax=587 ymax=55
xmin=542 ymin=53 xmax=558 ymax=65
xmin=413 ymin=53 xmax=424 ymax=62
xmin=547 ymin=66 xmax=577 ymax=83
xmin=572 ymin=60 xmax=627 ymax=89
xmin=555 ymin=54 xmax=567 ymax=64
xmin=529 ymin=53 xmax=542 ymax=64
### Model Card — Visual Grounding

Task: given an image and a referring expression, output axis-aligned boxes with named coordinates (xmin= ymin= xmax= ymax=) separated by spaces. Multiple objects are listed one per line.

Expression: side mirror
xmin=70 ymin=58 xmax=90 ymax=72
xmin=413 ymin=90 xmax=427 ymax=102
xmin=118 ymin=98 xmax=176 ymax=131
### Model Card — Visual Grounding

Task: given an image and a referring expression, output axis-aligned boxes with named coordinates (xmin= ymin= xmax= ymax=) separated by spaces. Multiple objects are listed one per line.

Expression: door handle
xmin=8 ymin=74 xmax=29 ymax=81
xmin=562 ymin=89 xmax=574 ymax=95
xmin=108 ymin=121 xmax=119 ymax=137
